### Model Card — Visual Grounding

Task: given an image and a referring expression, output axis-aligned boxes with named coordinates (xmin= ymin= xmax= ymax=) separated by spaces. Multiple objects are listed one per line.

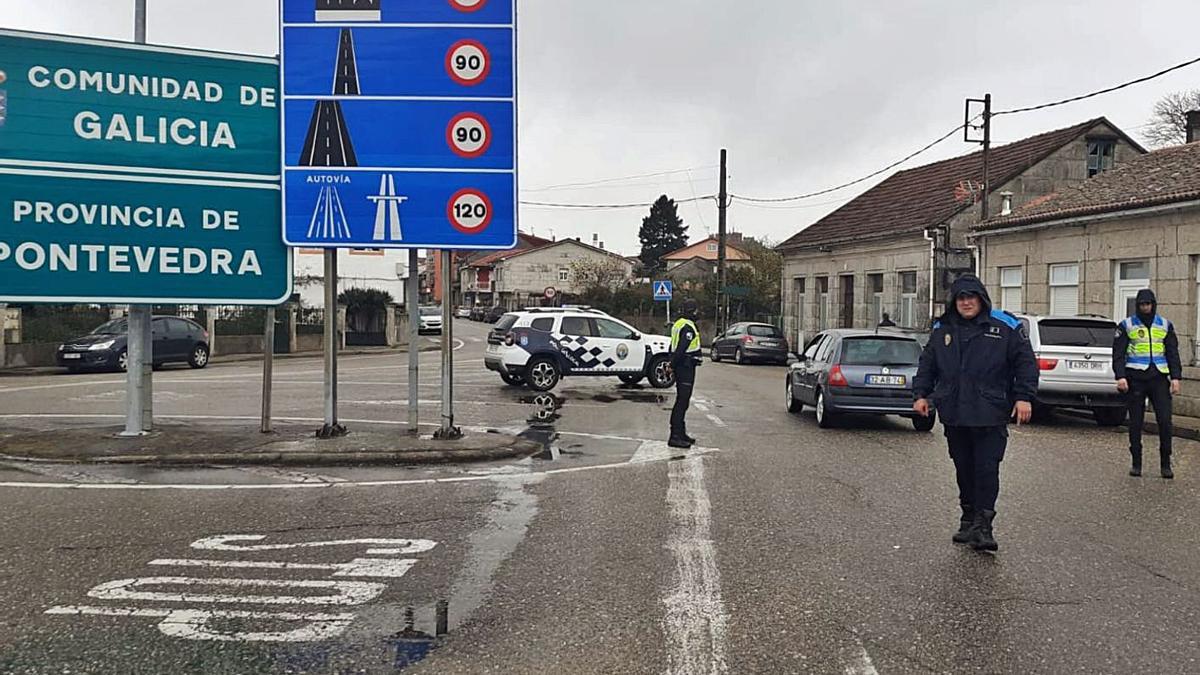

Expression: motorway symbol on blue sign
xmin=280 ymin=0 xmax=517 ymax=250
xmin=654 ymin=280 xmax=673 ymax=301
xmin=0 ymin=30 xmax=290 ymax=305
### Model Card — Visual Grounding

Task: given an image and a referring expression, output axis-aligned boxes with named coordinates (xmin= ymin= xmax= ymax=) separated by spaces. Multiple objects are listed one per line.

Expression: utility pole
xmin=717 ymin=148 xmax=728 ymax=333
xmin=407 ymin=249 xmax=420 ymax=434
xmin=980 ymin=93 xmax=992 ymax=221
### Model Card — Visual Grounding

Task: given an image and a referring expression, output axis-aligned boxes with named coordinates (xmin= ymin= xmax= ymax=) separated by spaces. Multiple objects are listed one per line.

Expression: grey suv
xmin=1015 ymin=314 xmax=1126 ymax=426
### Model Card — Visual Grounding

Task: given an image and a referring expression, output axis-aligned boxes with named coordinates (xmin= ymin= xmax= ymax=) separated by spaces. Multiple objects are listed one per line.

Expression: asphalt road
xmin=2 ymin=318 xmax=1198 ymax=674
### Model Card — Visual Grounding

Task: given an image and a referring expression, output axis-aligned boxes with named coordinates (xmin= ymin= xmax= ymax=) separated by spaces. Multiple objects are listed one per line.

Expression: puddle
xmin=591 ymin=391 xmax=666 ymax=404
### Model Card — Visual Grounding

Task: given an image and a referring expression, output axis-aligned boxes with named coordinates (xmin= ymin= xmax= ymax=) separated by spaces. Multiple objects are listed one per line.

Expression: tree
xmin=638 ymin=195 xmax=689 ymax=273
xmin=569 ymin=256 xmax=630 ymax=294
xmin=338 ymin=287 xmax=393 ymax=332
xmin=1142 ymin=90 xmax=1200 ymax=148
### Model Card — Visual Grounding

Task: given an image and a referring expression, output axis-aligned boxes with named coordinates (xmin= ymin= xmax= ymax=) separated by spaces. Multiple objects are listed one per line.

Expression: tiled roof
xmin=976 ymin=141 xmax=1200 ymax=230
xmin=778 ymin=118 xmax=1126 ymax=250
xmin=466 ymin=232 xmax=555 ymax=267
xmin=663 ymin=236 xmax=751 ymax=260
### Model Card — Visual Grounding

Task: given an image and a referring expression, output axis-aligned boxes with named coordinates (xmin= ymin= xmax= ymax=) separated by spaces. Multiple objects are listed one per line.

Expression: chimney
xmin=1187 ymin=110 xmax=1200 ymax=144
xmin=599 ymin=241 xmax=605 ymax=250
xmin=1000 ymin=191 xmax=1013 ymax=216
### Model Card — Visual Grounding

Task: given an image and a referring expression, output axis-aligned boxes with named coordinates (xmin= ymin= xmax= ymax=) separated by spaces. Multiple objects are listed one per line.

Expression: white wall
xmin=294 ymin=248 xmax=410 ymax=308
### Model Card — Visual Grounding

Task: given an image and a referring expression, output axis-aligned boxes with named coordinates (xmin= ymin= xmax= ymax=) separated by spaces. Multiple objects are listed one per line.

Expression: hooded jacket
xmin=913 ymin=274 xmax=1039 ymax=427
xmin=1112 ymin=288 xmax=1182 ymax=380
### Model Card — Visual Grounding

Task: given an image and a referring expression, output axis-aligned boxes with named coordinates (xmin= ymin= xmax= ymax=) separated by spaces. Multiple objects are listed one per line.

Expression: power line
xmin=519 ymin=194 xmax=716 ymax=210
xmin=523 ymin=165 xmax=718 ymax=192
xmin=995 ymin=54 xmax=1200 ymax=116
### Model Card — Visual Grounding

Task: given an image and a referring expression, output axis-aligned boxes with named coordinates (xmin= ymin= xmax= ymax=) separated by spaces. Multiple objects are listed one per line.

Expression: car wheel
xmin=526 ymin=358 xmax=561 ymax=392
xmin=710 ymin=347 xmax=721 ymax=363
xmin=815 ymin=389 xmax=836 ymax=428
xmin=500 ymin=372 xmax=525 ymax=386
xmin=648 ymin=355 xmax=675 ymax=388
xmin=786 ymin=379 xmax=803 ymax=413
xmin=1094 ymin=406 xmax=1127 ymax=427
xmin=735 ymin=348 xmax=746 ymax=365
xmin=912 ymin=410 xmax=937 ymax=432
xmin=619 ymin=373 xmax=644 ymax=385
xmin=188 ymin=344 xmax=210 ymax=369
xmin=116 ymin=349 xmax=128 ymax=372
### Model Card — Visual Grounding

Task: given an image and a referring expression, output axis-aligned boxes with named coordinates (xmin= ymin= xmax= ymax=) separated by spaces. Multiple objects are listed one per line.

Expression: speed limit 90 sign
xmin=445 ymin=40 xmax=491 ymax=86
xmin=446 ymin=113 xmax=492 ymax=158
xmin=448 ymin=189 xmax=494 ymax=234
xmin=448 ymin=0 xmax=488 ymax=11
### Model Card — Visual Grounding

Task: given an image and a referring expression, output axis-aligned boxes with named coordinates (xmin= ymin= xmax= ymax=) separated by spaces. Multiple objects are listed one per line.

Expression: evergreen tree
xmin=638 ymin=195 xmax=689 ymax=273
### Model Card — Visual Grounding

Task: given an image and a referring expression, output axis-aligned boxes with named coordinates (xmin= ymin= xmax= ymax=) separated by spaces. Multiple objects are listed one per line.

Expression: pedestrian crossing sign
xmin=653 ymin=280 xmax=673 ymax=301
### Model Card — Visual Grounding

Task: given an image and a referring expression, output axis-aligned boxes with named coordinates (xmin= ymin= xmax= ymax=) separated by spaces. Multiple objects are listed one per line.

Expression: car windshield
xmin=1038 ymin=319 xmax=1117 ymax=347
xmin=839 ymin=337 xmax=922 ymax=366
xmin=90 ymin=319 xmax=127 ymax=335
xmin=748 ymin=325 xmax=781 ymax=337
xmin=419 ymin=307 xmax=441 ymax=316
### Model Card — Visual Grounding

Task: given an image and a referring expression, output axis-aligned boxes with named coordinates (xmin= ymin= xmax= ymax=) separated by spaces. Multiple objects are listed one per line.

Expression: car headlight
xmin=89 ymin=340 xmax=116 ymax=351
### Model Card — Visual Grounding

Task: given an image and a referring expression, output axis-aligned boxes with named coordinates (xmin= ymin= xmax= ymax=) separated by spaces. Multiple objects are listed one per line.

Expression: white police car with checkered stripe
xmin=485 ymin=308 xmax=676 ymax=391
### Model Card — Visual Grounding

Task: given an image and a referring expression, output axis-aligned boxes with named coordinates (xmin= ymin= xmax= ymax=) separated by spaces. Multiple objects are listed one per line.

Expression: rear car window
xmin=1037 ymin=319 xmax=1117 ymax=347
xmin=530 ymin=317 xmax=554 ymax=332
xmin=839 ymin=337 xmax=922 ymax=366
xmin=748 ymin=325 xmax=781 ymax=337
xmin=495 ymin=314 xmax=519 ymax=331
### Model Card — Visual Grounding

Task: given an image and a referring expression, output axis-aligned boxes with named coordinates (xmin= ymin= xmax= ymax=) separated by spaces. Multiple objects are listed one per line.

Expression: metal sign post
xmin=435 ymin=250 xmax=461 ymax=439
xmin=123 ymin=3 xmax=151 ymax=438
xmin=407 ymin=249 xmax=420 ymax=434
xmin=319 ymin=250 xmax=346 ymax=438
xmin=261 ymin=306 xmax=275 ymax=433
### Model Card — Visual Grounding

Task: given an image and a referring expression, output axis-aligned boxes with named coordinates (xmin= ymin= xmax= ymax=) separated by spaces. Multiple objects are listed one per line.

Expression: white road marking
xmin=224 ymin=466 xmax=347 ymax=483
xmin=629 ymin=440 xmax=716 ymax=464
xmin=45 ymin=605 xmax=355 ymax=642
xmin=663 ymin=456 xmax=729 ymax=675
xmin=191 ymin=534 xmax=437 ymax=555
xmin=694 ymin=402 xmax=710 ymax=413
xmin=706 ymin=414 xmax=727 ymax=428
xmin=87 ymin=576 xmax=387 ymax=606
xmin=845 ymin=642 xmax=880 ymax=675
xmin=148 ymin=557 xmax=417 ymax=579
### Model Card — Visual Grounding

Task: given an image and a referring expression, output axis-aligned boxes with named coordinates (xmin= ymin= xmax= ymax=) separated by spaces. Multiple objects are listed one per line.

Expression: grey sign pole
xmin=407 ymin=249 xmax=420 ymax=434
xmin=435 ymin=250 xmax=460 ymax=439
xmin=122 ymin=0 xmax=151 ymax=438
xmin=0 ymin=304 xmax=7 ymax=369
xmin=261 ymin=306 xmax=275 ymax=434
xmin=319 ymin=250 xmax=345 ymax=438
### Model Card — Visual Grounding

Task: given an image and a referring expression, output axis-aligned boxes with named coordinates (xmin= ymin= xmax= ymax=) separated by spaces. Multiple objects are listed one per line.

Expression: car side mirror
xmin=629 ymin=333 xmax=641 ymax=341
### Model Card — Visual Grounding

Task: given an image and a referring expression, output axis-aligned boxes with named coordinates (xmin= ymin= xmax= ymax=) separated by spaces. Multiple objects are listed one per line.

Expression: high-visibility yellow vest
xmin=1122 ymin=315 xmax=1170 ymax=374
xmin=671 ymin=318 xmax=702 ymax=354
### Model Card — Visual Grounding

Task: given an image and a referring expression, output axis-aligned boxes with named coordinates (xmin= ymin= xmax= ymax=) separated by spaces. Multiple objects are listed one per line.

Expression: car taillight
xmin=828 ymin=365 xmax=848 ymax=387
xmin=1038 ymin=358 xmax=1059 ymax=371
xmin=504 ymin=333 xmax=515 ymax=346
xmin=742 ymin=335 xmax=753 ymax=344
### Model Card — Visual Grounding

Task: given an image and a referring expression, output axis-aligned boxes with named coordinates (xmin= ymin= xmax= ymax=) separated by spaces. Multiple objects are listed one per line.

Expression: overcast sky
xmin=7 ymin=0 xmax=1200 ymax=256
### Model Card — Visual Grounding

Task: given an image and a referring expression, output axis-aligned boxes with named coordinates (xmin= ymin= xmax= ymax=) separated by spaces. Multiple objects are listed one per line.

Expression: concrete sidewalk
xmin=0 ymin=423 xmax=539 ymax=466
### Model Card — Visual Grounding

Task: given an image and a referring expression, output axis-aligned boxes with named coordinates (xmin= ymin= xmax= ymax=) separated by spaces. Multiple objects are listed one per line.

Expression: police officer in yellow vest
xmin=1114 ymin=289 xmax=1182 ymax=479
xmin=669 ymin=299 xmax=703 ymax=449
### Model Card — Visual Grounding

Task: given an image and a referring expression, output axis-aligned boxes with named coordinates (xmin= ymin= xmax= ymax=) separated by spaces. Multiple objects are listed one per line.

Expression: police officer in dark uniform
xmin=1113 ymin=289 xmax=1182 ymax=479
xmin=913 ymin=275 xmax=1039 ymax=552
xmin=669 ymin=299 xmax=703 ymax=449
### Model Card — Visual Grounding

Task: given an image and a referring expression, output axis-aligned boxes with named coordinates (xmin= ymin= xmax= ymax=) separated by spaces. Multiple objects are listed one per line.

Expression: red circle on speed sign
xmin=446 ymin=112 xmax=493 ymax=158
xmin=448 ymin=0 xmax=488 ymax=12
xmin=544 ymin=287 xmax=557 ymax=300
xmin=445 ymin=40 xmax=491 ymax=87
xmin=447 ymin=189 xmax=494 ymax=234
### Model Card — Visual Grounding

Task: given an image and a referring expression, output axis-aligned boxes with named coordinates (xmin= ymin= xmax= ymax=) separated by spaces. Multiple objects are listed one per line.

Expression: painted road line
xmin=706 ymin=414 xmax=728 ymax=428
xmin=223 ymin=466 xmax=348 ymax=484
xmin=663 ymin=456 xmax=729 ymax=675
xmin=846 ymin=641 xmax=880 ymax=675
xmin=148 ymin=557 xmax=418 ymax=579
xmin=629 ymin=440 xmax=715 ymax=464
xmin=190 ymin=535 xmax=437 ymax=555
xmin=87 ymin=576 xmax=388 ymax=606
xmin=694 ymin=402 xmax=710 ymax=413
xmin=45 ymin=606 xmax=356 ymax=642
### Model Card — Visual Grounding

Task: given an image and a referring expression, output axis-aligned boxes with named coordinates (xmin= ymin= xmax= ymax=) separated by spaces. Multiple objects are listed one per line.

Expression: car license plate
xmin=867 ymin=374 xmax=905 ymax=386
xmin=63 ymin=353 xmax=82 ymax=360
xmin=760 ymin=340 xmax=779 ymax=347
xmin=1069 ymin=360 xmax=1104 ymax=371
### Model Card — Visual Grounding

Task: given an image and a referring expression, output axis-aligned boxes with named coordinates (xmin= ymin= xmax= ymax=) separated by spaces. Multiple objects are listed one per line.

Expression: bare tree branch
xmin=1142 ymin=89 xmax=1200 ymax=148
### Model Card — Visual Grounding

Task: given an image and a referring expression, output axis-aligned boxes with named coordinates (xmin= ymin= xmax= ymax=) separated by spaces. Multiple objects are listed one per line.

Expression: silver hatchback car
xmin=1015 ymin=314 xmax=1126 ymax=426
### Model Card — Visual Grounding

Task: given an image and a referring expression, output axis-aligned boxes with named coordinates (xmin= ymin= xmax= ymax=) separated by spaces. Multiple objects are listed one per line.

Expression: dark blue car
xmin=56 ymin=316 xmax=211 ymax=373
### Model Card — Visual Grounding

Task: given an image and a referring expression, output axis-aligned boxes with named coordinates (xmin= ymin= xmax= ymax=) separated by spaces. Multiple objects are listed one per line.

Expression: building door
xmin=841 ymin=275 xmax=855 ymax=328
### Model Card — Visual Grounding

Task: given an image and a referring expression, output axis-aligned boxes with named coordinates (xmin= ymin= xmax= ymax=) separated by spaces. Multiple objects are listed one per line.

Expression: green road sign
xmin=0 ymin=29 xmax=290 ymax=304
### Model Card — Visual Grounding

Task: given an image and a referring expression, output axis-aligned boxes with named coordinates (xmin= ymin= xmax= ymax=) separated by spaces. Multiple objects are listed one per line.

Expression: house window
xmin=1049 ymin=263 xmax=1080 ymax=316
xmin=816 ymin=276 xmax=829 ymax=329
xmin=1087 ymin=139 xmax=1116 ymax=178
xmin=707 ymin=242 xmax=718 ymax=253
xmin=868 ymin=273 xmax=884 ymax=324
xmin=1114 ymin=259 xmax=1150 ymax=319
xmin=1000 ymin=266 xmax=1024 ymax=313
xmin=899 ymin=271 xmax=917 ymax=327
xmin=559 ymin=268 xmax=569 ymax=282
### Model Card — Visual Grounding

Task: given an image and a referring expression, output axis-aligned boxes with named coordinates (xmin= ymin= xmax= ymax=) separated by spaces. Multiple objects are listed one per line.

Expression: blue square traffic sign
xmin=654 ymin=280 xmax=674 ymax=301
xmin=280 ymin=0 xmax=517 ymax=250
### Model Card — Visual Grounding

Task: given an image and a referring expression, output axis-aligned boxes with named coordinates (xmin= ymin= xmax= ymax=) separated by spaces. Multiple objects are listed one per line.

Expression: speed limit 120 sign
xmin=448 ymin=189 xmax=495 ymax=234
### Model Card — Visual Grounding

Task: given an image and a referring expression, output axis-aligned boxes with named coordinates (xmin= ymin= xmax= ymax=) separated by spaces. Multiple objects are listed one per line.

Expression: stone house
xmin=458 ymin=232 xmax=553 ymax=308
xmin=660 ymin=234 xmax=754 ymax=288
xmin=492 ymin=238 xmax=635 ymax=309
xmin=971 ymin=119 xmax=1200 ymax=362
xmin=776 ymin=117 xmax=1144 ymax=348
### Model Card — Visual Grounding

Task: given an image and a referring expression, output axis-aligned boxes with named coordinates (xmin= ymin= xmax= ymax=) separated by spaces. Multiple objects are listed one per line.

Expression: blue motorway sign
xmin=280 ymin=0 xmax=517 ymax=250
xmin=0 ymin=30 xmax=290 ymax=304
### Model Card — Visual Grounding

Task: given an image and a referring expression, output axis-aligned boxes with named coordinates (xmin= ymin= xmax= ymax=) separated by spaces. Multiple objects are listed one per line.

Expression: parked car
xmin=470 ymin=306 xmax=488 ymax=321
xmin=711 ymin=322 xmax=790 ymax=365
xmin=485 ymin=306 xmax=506 ymax=323
xmin=418 ymin=306 xmax=444 ymax=335
xmin=785 ymin=329 xmax=934 ymax=431
xmin=455 ymin=306 xmax=472 ymax=319
xmin=485 ymin=308 xmax=675 ymax=391
xmin=1015 ymin=313 xmax=1126 ymax=426
xmin=57 ymin=316 xmax=210 ymax=373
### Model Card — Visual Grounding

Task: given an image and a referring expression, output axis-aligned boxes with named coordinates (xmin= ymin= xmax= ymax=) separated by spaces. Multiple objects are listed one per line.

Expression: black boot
xmin=668 ymin=435 xmax=692 ymax=449
xmin=682 ymin=433 xmax=697 ymax=444
xmin=1161 ymin=455 xmax=1174 ymax=479
xmin=971 ymin=510 xmax=998 ymax=552
xmin=1129 ymin=449 xmax=1142 ymax=477
xmin=952 ymin=505 xmax=976 ymax=544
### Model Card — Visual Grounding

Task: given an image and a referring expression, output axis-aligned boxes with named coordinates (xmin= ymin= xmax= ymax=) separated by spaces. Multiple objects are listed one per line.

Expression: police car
xmin=484 ymin=308 xmax=676 ymax=391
